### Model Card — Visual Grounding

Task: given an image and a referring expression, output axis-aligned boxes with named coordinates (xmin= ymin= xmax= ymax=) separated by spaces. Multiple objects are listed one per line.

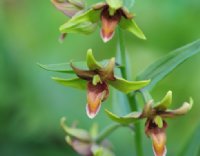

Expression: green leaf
xmin=106 ymin=0 xmax=123 ymax=10
xmin=119 ymin=18 xmax=146 ymax=40
xmin=52 ymin=77 xmax=86 ymax=89
xmin=61 ymin=117 xmax=91 ymax=141
xmin=179 ymin=123 xmax=200 ymax=156
xmin=108 ymin=77 xmax=150 ymax=93
xmin=105 ymin=109 xmax=140 ymax=125
xmin=137 ymin=39 xmax=200 ymax=90
xmin=154 ymin=90 xmax=172 ymax=111
xmin=86 ymin=49 xmax=102 ymax=70
xmin=60 ymin=8 xmax=100 ymax=34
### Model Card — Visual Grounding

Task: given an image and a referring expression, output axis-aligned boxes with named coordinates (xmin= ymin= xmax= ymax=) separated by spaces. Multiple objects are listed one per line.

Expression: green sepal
xmin=52 ymin=77 xmax=86 ymax=89
xmin=105 ymin=109 xmax=140 ymax=125
xmin=119 ymin=18 xmax=146 ymax=40
xmin=38 ymin=62 xmax=86 ymax=73
xmin=61 ymin=117 xmax=91 ymax=141
xmin=106 ymin=0 xmax=123 ymax=10
xmin=59 ymin=9 xmax=100 ymax=34
xmin=166 ymin=98 xmax=193 ymax=116
xmin=108 ymin=77 xmax=150 ymax=93
xmin=38 ymin=60 xmax=111 ymax=73
xmin=86 ymin=49 xmax=102 ymax=70
xmin=153 ymin=115 xmax=163 ymax=128
xmin=154 ymin=91 xmax=172 ymax=111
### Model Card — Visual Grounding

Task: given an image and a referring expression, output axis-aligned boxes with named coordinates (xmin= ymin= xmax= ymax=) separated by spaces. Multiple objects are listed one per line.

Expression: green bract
xmin=39 ymin=49 xmax=150 ymax=119
xmin=59 ymin=1 xmax=146 ymax=42
xmin=105 ymin=91 xmax=193 ymax=156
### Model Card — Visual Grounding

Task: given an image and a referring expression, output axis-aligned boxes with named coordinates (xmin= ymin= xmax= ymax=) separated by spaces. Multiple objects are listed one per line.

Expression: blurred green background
xmin=1 ymin=0 xmax=200 ymax=155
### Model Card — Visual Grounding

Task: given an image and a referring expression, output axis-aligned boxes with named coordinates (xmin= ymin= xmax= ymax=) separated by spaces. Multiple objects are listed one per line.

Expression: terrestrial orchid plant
xmin=39 ymin=0 xmax=200 ymax=155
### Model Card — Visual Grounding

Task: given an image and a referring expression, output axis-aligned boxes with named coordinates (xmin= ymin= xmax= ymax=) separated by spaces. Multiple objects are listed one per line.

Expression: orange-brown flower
xmin=106 ymin=91 xmax=193 ymax=156
xmin=47 ymin=49 xmax=150 ymax=118
xmin=59 ymin=0 xmax=146 ymax=42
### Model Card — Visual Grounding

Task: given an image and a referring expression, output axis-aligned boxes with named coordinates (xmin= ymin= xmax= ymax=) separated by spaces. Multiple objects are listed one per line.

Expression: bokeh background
xmin=1 ymin=0 xmax=200 ymax=155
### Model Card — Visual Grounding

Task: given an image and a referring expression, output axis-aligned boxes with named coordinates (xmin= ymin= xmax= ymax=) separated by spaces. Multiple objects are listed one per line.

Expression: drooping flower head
xmin=51 ymin=0 xmax=86 ymax=41
xmin=39 ymin=49 xmax=150 ymax=118
xmin=60 ymin=117 xmax=115 ymax=156
xmin=57 ymin=0 xmax=146 ymax=42
xmin=105 ymin=91 xmax=193 ymax=156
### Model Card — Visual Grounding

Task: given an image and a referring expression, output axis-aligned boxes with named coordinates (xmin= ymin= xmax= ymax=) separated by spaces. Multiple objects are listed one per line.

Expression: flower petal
xmin=106 ymin=0 xmax=123 ymax=10
xmin=145 ymin=120 xmax=167 ymax=156
xmin=66 ymin=136 xmax=92 ymax=156
xmin=119 ymin=18 xmax=146 ymax=40
xmin=154 ymin=91 xmax=172 ymax=111
xmin=92 ymin=2 xmax=107 ymax=10
xmin=108 ymin=77 xmax=150 ymax=93
xmin=141 ymin=100 xmax=154 ymax=118
xmin=86 ymin=49 xmax=102 ymax=70
xmin=51 ymin=0 xmax=81 ymax=17
xmin=71 ymin=62 xmax=95 ymax=80
xmin=52 ymin=77 xmax=86 ymax=89
xmin=161 ymin=98 xmax=193 ymax=118
xmin=100 ymin=7 xmax=121 ymax=42
xmin=86 ymin=81 xmax=109 ymax=119
xmin=99 ymin=57 xmax=116 ymax=81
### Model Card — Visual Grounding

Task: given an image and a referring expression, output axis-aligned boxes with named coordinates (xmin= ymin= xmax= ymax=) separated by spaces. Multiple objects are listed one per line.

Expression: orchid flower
xmin=59 ymin=0 xmax=146 ymax=42
xmin=48 ymin=49 xmax=150 ymax=118
xmin=105 ymin=91 xmax=193 ymax=156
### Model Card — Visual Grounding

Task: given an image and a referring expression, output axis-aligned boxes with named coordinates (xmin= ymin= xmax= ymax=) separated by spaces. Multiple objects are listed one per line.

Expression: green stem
xmin=95 ymin=123 xmax=120 ymax=143
xmin=117 ymin=27 xmax=144 ymax=156
xmin=140 ymin=89 xmax=153 ymax=103
xmin=117 ymin=27 xmax=127 ymax=79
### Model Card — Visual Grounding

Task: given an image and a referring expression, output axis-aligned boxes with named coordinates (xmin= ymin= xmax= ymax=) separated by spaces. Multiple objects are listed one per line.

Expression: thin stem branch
xmin=95 ymin=123 xmax=120 ymax=143
xmin=117 ymin=27 xmax=128 ymax=79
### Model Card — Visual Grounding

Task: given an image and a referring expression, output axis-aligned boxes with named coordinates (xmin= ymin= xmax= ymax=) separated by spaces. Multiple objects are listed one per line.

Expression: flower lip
xmin=100 ymin=6 xmax=122 ymax=42
xmin=86 ymin=81 xmax=109 ymax=119
xmin=145 ymin=119 xmax=167 ymax=156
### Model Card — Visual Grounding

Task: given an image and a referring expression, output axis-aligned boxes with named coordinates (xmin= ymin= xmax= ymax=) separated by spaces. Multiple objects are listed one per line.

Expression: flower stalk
xmin=117 ymin=27 xmax=144 ymax=156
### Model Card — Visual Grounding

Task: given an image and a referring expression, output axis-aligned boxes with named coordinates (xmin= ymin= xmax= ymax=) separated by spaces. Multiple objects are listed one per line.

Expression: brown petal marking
xmin=145 ymin=120 xmax=167 ymax=156
xmin=98 ymin=58 xmax=116 ymax=81
xmin=100 ymin=7 xmax=121 ymax=42
xmin=70 ymin=63 xmax=96 ymax=80
xmin=51 ymin=0 xmax=80 ymax=17
xmin=86 ymin=81 xmax=109 ymax=119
